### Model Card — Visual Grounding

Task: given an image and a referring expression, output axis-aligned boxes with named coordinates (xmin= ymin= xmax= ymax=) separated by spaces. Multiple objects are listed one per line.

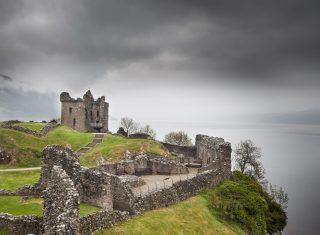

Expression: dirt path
xmin=0 ymin=167 xmax=41 ymax=172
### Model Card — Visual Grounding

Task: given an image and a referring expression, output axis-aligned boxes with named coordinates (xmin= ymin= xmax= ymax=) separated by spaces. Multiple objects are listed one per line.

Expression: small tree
xmin=164 ymin=131 xmax=192 ymax=146
xmin=233 ymin=140 xmax=265 ymax=181
xmin=119 ymin=117 xmax=139 ymax=135
xmin=269 ymin=184 xmax=289 ymax=211
xmin=140 ymin=124 xmax=156 ymax=139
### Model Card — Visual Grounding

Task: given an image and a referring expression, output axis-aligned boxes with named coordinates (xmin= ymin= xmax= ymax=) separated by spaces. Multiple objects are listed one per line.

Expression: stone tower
xmin=60 ymin=90 xmax=109 ymax=133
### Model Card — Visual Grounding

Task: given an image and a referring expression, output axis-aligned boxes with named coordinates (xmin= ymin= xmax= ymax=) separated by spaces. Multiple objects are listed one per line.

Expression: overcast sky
xmin=1 ymin=0 xmax=320 ymax=131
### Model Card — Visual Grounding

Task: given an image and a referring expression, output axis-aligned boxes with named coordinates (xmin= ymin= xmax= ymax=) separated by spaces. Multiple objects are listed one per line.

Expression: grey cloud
xmin=1 ymin=0 xmax=320 ymax=90
xmin=0 ymin=73 xmax=12 ymax=81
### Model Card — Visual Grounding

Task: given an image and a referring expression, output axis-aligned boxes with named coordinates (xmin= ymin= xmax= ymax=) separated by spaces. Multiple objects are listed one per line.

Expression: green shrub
xmin=205 ymin=171 xmax=287 ymax=234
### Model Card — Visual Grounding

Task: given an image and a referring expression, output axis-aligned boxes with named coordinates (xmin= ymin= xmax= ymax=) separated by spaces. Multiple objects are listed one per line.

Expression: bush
xmin=205 ymin=171 xmax=287 ymax=234
xmin=164 ymin=131 xmax=192 ymax=146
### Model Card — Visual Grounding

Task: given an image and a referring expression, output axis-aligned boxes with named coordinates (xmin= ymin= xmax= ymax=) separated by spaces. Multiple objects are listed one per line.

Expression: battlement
xmin=60 ymin=90 xmax=109 ymax=133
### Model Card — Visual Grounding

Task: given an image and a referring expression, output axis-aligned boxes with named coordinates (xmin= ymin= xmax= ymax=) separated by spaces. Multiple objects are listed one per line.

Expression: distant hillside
xmin=263 ymin=109 xmax=320 ymax=125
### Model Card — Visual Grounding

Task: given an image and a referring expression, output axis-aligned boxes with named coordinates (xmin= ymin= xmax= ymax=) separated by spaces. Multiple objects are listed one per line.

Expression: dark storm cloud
xmin=0 ymin=74 xmax=12 ymax=81
xmin=0 ymin=0 xmax=320 ymax=88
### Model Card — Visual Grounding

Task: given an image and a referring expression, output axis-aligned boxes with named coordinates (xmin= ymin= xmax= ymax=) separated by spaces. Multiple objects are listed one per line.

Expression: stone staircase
xmin=76 ymin=133 xmax=105 ymax=156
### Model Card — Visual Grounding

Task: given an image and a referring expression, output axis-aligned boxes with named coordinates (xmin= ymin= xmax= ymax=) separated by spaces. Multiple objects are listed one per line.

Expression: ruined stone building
xmin=60 ymin=90 xmax=109 ymax=133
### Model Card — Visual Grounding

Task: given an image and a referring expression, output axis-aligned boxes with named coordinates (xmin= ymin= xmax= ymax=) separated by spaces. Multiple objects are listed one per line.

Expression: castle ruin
xmin=60 ymin=90 xmax=109 ymax=133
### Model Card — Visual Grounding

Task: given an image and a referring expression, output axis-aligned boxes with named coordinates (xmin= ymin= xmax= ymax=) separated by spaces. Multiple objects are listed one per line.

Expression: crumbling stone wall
xmin=43 ymin=165 xmax=80 ymax=235
xmin=110 ymin=175 xmax=136 ymax=213
xmin=99 ymin=154 xmax=189 ymax=176
xmin=132 ymin=169 xmax=226 ymax=214
xmin=39 ymin=145 xmax=83 ymax=193
xmin=60 ymin=90 xmax=109 ymax=133
xmin=162 ymin=142 xmax=197 ymax=163
xmin=195 ymin=134 xmax=231 ymax=177
xmin=0 ymin=214 xmax=42 ymax=235
xmin=79 ymin=210 xmax=129 ymax=235
xmin=81 ymin=169 xmax=113 ymax=210
xmin=0 ymin=121 xmax=59 ymax=137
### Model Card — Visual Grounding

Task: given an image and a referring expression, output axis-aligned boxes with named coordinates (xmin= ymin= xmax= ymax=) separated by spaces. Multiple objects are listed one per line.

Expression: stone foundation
xmin=99 ymin=154 xmax=189 ymax=176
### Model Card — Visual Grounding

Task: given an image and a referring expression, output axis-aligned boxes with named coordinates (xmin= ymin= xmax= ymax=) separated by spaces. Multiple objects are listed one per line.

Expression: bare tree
xmin=269 ymin=184 xmax=289 ymax=211
xmin=233 ymin=139 xmax=265 ymax=181
xmin=164 ymin=131 xmax=192 ymax=146
xmin=140 ymin=124 xmax=156 ymax=139
xmin=119 ymin=117 xmax=139 ymax=135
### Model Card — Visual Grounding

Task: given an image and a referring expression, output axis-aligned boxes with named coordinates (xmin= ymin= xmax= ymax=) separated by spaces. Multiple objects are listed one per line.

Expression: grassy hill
xmin=0 ymin=124 xmax=93 ymax=168
xmin=80 ymin=134 xmax=167 ymax=167
xmin=0 ymin=122 xmax=168 ymax=168
xmin=97 ymin=196 xmax=245 ymax=235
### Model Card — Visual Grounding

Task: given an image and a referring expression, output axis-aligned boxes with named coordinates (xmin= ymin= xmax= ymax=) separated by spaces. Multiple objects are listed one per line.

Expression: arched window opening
xmin=97 ymin=110 xmax=100 ymax=118
xmin=73 ymin=118 xmax=76 ymax=128
xmin=69 ymin=107 xmax=72 ymax=114
xmin=90 ymin=111 xmax=93 ymax=120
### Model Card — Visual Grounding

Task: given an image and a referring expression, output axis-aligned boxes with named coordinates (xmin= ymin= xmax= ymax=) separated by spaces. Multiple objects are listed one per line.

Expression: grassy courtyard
xmin=80 ymin=134 xmax=167 ymax=167
xmin=0 ymin=196 xmax=101 ymax=217
xmin=0 ymin=170 xmax=40 ymax=191
xmin=96 ymin=196 xmax=245 ymax=235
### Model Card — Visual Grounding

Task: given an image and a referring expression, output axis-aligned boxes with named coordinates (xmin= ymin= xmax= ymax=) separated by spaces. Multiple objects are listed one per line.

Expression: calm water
xmin=151 ymin=123 xmax=320 ymax=234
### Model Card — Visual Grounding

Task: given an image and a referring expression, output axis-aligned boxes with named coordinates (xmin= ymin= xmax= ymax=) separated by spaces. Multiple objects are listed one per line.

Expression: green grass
xmin=0 ymin=170 xmax=40 ymax=191
xmin=13 ymin=122 xmax=46 ymax=131
xmin=0 ymin=196 xmax=101 ymax=217
xmin=0 ymin=126 xmax=93 ymax=167
xmin=96 ymin=196 xmax=245 ymax=235
xmin=80 ymin=134 xmax=167 ymax=167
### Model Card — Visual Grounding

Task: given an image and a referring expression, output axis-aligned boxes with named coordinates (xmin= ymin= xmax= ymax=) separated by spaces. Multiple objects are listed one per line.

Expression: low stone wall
xmin=162 ymin=142 xmax=197 ymax=163
xmin=0 ymin=214 xmax=42 ymax=235
xmin=99 ymin=154 xmax=189 ymax=176
xmin=132 ymin=169 xmax=225 ymax=214
xmin=80 ymin=210 xmax=130 ymax=235
xmin=0 ymin=121 xmax=59 ymax=137
xmin=0 ymin=184 xmax=42 ymax=197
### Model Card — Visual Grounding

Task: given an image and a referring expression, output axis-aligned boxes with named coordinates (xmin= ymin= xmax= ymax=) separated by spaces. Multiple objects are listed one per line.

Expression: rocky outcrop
xmin=116 ymin=127 xmax=128 ymax=137
xmin=43 ymin=165 xmax=80 ymax=235
xmin=0 ymin=148 xmax=11 ymax=164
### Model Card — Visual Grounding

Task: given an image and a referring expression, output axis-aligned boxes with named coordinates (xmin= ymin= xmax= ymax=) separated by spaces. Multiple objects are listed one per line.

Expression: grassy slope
xmin=97 ymin=196 xmax=245 ymax=235
xmin=13 ymin=122 xmax=46 ymax=131
xmin=0 ymin=196 xmax=100 ymax=217
xmin=80 ymin=134 xmax=167 ymax=167
xmin=0 ymin=125 xmax=93 ymax=167
xmin=0 ymin=170 xmax=40 ymax=191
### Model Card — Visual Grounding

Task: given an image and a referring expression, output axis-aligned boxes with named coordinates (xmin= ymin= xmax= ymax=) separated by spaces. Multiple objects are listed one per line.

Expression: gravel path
xmin=132 ymin=168 xmax=198 ymax=196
